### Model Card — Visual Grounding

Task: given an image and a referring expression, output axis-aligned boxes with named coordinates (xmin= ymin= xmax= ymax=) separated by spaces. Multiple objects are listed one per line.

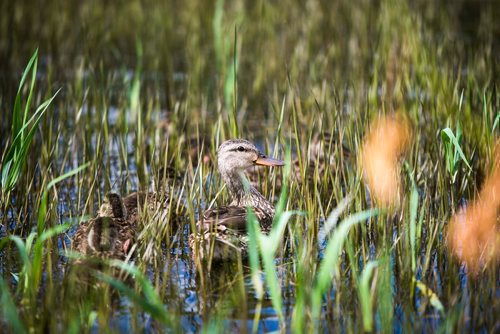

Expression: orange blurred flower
xmin=361 ymin=116 xmax=411 ymax=208
xmin=448 ymin=141 xmax=500 ymax=273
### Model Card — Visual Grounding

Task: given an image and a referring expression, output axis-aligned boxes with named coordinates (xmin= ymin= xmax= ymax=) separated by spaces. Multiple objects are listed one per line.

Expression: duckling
xmin=190 ymin=139 xmax=284 ymax=261
xmin=71 ymin=192 xmax=135 ymax=261
xmin=121 ymin=166 xmax=184 ymax=226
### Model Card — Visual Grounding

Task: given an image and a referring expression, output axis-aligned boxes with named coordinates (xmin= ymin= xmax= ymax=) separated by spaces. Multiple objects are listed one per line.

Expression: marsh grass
xmin=441 ymin=123 xmax=472 ymax=184
xmin=1 ymin=49 xmax=60 ymax=203
xmin=0 ymin=0 xmax=499 ymax=332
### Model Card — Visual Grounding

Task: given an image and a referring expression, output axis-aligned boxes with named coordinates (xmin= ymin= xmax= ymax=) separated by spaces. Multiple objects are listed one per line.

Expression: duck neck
xmin=221 ymin=169 xmax=275 ymax=218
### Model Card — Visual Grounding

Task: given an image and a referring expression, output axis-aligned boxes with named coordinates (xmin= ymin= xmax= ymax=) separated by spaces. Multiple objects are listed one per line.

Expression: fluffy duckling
xmin=72 ymin=192 xmax=135 ymax=260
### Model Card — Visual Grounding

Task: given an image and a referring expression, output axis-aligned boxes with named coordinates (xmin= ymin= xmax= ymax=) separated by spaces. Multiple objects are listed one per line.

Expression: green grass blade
xmin=96 ymin=273 xmax=171 ymax=325
xmin=0 ymin=277 xmax=27 ymax=334
xmin=109 ymin=260 xmax=164 ymax=308
xmin=492 ymin=113 xmax=499 ymax=133
xmin=259 ymin=241 xmax=284 ymax=323
xmin=247 ymin=208 xmax=300 ymax=324
xmin=315 ymin=209 xmax=379 ymax=293
xmin=4 ymin=236 xmax=30 ymax=273
xmin=440 ymin=127 xmax=471 ymax=170
xmin=246 ymin=209 xmax=264 ymax=300
xmin=358 ymin=261 xmax=378 ymax=332
xmin=46 ymin=161 xmax=90 ymax=191
xmin=268 ymin=210 xmax=301 ymax=253
xmin=312 ymin=209 xmax=379 ymax=320
xmin=37 ymin=162 xmax=89 ymax=233
xmin=409 ymin=181 xmax=419 ymax=273
xmin=95 ymin=261 xmax=173 ymax=326
xmin=273 ymin=148 xmax=291 ymax=217
xmin=24 ymin=232 xmax=37 ymax=255
xmin=2 ymin=83 xmax=60 ymax=193
xmin=376 ymin=254 xmax=394 ymax=333
xmin=29 ymin=224 xmax=70 ymax=297
xmin=413 ymin=278 xmax=445 ymax=315
xmin=1 ymin=160 xmax=13 ymax=192
xmin=22 ymin=50 xmax=38 ymax=133
xmin=322 ymin=195 xmax=353 ymax=235
xmin=12 ymin=49 xmax=38 ymax=138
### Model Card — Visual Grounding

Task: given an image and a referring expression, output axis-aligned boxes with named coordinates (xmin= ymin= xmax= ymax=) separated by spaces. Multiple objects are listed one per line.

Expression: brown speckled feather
xmin=71 ymin=192 xmax=137 ymax=262
xmin=200 ymin=205 xmax=272 ymax=233
xmin=71 ymin=217 xmax=135 ymax=260
xmin=122 ymin=191 xmax=179 ymax=225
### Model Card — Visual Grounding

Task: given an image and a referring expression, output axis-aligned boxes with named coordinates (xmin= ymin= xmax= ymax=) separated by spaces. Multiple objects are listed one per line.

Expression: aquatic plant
xmin=0 ymin=164 xmax=86 ymax=332
xmin=0 ymin=0 xmax=498 ymax=332
xmin=440 ymin=123 xmax=471 ymax=184
xmin=1 ymin=49 xmax=60 ymax=197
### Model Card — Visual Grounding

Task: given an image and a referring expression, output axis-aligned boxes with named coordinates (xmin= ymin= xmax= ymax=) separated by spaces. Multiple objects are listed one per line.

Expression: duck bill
xmin=254 ymin=155 xmax=284 ymax=167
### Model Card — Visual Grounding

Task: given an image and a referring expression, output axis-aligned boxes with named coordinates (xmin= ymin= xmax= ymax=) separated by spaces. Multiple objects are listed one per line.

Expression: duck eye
xmin=237 ymin=146 xmax=245 ymax=152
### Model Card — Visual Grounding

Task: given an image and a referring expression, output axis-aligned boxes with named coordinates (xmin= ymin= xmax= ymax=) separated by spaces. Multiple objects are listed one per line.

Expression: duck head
xmin=98 ymin=192 xmax=128 ymax=219
xmin=217 ymin=139 xmax=284 ymax=176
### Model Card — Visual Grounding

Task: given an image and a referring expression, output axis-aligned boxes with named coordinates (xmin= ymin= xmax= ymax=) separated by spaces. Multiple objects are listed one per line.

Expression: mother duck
xmin=190 ymin=139 xmax=284 ymax=261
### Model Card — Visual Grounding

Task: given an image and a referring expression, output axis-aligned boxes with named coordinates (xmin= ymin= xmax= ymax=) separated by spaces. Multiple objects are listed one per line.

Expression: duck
xmin=189 ymin=139 xmax=284 ymax=262
xmin=121 ymin=166 xmax=185 ymax=226
xmin=71 ymin=192 xmax=135 ymax=261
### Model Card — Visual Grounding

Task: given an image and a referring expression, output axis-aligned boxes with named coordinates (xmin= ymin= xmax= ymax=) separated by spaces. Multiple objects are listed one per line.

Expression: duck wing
xmin=201 ymin=206 xmax=248 ymax=232
xmin=71 ymin=219 xmax=93 ymax=254
xmin=123 ymin=191 xmax=175 ymax=223
xmin=123 ymin=192 xmax=147 ymax=216
xmin=200 ymin=205 xmax=271 ymax=232
xmin=123 ymin=191 xmax=153 ymax=224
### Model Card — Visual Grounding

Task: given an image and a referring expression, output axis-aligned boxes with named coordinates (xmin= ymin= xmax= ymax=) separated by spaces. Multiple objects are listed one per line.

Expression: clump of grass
xmin=311 ymin=208 xmax=379 ymax=328
xmin=0 ymin=164 xmax=86 ymax=332
xmin=440 ymin=122 xmax=471 ymax=184
xmin=1 ymin=49 xmax=60 ymax=198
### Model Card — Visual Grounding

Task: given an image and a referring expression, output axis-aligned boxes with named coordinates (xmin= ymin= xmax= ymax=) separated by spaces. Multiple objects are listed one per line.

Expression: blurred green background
xmin=1 ymin=0 xmax=498 ymax=119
